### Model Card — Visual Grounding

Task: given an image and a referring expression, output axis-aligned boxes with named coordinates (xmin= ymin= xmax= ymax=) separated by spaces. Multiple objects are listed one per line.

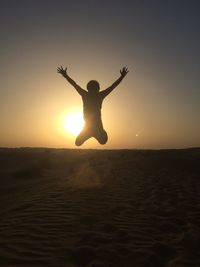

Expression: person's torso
xmin=82 ymin=92 xmax=103 ymax=120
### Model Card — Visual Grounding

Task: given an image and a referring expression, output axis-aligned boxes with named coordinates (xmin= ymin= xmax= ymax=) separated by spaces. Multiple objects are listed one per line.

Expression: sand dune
xmin=0 ymin=148 xmax=200 ymax=266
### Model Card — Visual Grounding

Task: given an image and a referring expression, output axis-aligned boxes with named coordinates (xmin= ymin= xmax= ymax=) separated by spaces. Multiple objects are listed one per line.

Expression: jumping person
xmin=57 ymin=66 xmax=129 ymax=146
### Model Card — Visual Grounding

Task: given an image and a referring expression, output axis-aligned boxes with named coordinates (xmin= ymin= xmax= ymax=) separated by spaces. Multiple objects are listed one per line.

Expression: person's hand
xmin=57 ymin=66 xmax=67 ymax=77
xmin=120 ymin=67 xmax=129 ymax=77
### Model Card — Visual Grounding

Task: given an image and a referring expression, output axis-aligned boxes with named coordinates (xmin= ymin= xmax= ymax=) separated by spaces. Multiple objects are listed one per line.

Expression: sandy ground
xmin=0 ymin=148 xmax=200 ymax=267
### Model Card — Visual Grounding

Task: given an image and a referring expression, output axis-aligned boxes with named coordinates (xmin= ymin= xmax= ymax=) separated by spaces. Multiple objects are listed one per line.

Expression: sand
xmin=0 ymin=148 xmax=200 ymax=267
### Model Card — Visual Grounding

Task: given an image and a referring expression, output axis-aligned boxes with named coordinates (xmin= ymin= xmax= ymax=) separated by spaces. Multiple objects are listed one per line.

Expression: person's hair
xmin=87 ymin=80 xmax=100 ymax=92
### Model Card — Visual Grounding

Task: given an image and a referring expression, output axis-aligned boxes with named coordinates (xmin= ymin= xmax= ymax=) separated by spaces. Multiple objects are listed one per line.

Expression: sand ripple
xmin=0 ymin=148 xmax=200 ymax=266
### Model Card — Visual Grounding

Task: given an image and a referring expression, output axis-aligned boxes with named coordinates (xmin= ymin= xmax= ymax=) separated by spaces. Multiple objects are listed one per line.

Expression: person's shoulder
xmin=99 ymin=90 xmax=104 ymax=96
xmin=81 ymin=90 xmax=88 ymax=97
xmin=99 ymin=90 xmax=106 ymax=98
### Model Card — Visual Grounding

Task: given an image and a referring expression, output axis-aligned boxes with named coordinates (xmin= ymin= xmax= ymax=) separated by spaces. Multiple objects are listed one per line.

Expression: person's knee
xmin=75 ymin=137 xmax=83 ymax=146
xmin=75 ymin=140 xmax=82 ymax=146
xmin=98 ymin=132 xmax=108 ymax=145
xmin=99 ymin=139 xmax=107 ymax=145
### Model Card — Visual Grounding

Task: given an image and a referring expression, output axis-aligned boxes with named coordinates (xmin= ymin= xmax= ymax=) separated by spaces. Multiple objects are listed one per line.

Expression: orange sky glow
xmin=0 ymin=1 xmax=199 ymax=149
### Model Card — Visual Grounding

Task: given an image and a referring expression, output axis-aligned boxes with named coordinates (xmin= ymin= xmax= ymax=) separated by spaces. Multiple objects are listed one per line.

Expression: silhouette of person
xmin=57 ymin=66 xmax=129 ymax=146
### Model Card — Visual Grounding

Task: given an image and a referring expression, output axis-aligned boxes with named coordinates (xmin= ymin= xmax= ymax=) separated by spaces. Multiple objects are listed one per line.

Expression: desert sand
xmin=0 ymin=148 xmax=200 ymax=267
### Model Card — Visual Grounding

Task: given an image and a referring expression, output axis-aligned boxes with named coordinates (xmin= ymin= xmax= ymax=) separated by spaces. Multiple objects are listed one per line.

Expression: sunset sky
xmin=0 ymin=0 xmax=199 ymax=149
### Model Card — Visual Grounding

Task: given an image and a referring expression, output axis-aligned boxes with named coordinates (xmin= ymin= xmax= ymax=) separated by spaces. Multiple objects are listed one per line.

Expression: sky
xmin=0 ymin=0 xmax=200 ymax=149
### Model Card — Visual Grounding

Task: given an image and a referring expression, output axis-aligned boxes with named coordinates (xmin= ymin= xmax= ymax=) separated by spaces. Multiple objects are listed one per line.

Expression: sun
xmin=63 ymin=112 xmax=84 ymax=136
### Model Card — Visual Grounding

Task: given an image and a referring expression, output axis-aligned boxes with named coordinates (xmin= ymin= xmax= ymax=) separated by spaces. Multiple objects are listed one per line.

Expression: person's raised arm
xmin=100 ymin=67 xmax=129 ymax=98
xmin=57 ymin=66 xmax=86 ymax=96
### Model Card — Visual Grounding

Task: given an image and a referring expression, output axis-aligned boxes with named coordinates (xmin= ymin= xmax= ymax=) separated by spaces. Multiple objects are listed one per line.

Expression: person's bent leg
xmin=95 ymin=129 xmax=108 ymax=145
xmin=75 ymin=135 xmax=84 ymax=146
xmin=75 ymin=130 xmax=91 ymax=146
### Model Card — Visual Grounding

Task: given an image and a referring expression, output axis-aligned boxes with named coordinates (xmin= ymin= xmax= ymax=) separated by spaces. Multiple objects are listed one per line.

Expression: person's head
xmin=87 ymin=80 xmax=100 ymax=93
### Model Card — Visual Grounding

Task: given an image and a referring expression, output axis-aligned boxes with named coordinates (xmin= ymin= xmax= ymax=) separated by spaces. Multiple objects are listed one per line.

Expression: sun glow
xmin=63 ymin=112 xmax=84 ymax=136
